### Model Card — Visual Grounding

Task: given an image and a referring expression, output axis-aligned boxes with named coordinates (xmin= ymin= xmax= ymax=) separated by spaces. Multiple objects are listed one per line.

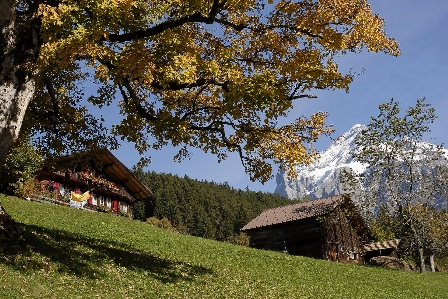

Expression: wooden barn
xmin=37 ymin=149 xmax=153 ymax=217
xmin=241 ymin=195 xmax=373 ymax=263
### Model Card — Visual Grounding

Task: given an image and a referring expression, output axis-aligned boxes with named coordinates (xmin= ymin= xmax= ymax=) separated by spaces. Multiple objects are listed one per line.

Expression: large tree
xmin=342 ymin=98 xmax=448 ymax=273
xmin=1 ymin=0 xmax=400 ymax=184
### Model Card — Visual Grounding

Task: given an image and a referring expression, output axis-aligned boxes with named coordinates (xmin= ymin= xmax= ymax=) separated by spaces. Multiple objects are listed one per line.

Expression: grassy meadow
xmin=1 ymin=195 xmax=447 ymax=299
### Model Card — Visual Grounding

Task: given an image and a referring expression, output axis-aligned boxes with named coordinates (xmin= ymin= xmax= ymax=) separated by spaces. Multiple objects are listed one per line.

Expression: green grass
xmin=1 ymin=195 xmax=447 ymax=299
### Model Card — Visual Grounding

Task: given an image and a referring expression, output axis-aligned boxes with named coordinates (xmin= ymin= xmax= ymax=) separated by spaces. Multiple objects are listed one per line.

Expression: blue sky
xmin=110 ymin=0 xmax=448 ymax=193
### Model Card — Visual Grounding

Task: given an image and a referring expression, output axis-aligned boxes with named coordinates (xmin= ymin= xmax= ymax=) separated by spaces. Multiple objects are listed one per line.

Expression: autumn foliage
xmin=15 ymin=0 xmax=400 ymax=181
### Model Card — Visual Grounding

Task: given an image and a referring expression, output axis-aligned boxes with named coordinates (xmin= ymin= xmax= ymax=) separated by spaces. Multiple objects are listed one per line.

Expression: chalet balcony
xmin=63 ymin=173 xmax=134 ymax=202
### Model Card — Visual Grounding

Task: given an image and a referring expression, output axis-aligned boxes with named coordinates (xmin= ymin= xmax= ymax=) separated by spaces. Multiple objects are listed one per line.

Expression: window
xmin=99 ymin=196 xmax=104 ymax=206
xmin=106 ymin=198 xmax=112 ymax=208
xmin=59 ymin=184 xmax=65 ymax=196
xmin=120 ymin=202 xmax=128 ymax=213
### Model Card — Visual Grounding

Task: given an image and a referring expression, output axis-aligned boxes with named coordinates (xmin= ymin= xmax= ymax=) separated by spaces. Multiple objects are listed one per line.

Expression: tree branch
xmin=105 ymin=4 xmax=222 ymax=43
xmin=118 ymin=79 xmax=159 ymax=122
xmin=41 ymin=76 xmax=60 ymax=117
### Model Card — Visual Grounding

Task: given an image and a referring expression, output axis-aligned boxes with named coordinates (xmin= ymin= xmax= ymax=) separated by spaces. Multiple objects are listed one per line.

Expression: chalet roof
xmin=95 ymin=149 xmax=153 ymax=201
xmin=241 ymin=195 xmax=346 ymax=231
xmin=42 ymin=149 xmax=152 ymax=201
xmin=364 ymin=239 xmax=401 ymax=252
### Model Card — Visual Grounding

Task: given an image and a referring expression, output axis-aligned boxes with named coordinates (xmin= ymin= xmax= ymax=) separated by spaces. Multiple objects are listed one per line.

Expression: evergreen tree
xmin=132 ymin=169 xmax=295 ymax=241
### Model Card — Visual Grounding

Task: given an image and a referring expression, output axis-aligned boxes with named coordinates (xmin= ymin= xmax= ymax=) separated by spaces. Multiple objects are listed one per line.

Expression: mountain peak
xmin=275 ymin=124 xmax=447 ymax=201
xmin=329 ymin=124 xmax=365 ymax=146
xmin=275 ymin=125 xmax=366 ymax=200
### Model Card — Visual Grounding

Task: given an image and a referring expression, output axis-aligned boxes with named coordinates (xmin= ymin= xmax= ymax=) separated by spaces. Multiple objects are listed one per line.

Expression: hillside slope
xmin=1 ymin=195 xmax=447 ymax=299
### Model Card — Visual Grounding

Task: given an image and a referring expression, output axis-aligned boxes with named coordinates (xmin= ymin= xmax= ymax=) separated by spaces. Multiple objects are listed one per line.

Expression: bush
xmin=18 ymin=178 xmax=54 ymax=200
xmin=227 ymin=232 xmax=250 ymax=247
xmin=435 ymin=256 xmax=448 ymax=272
xmin=0 ymin=139 xmax=42 ymax=195
xmin=97 ymin=205 xmax=111 ymax=213
xmin=146 ymin=217 xmax=179 ymax=232
xmin=121 ymin=212 xmax=130 ymax=218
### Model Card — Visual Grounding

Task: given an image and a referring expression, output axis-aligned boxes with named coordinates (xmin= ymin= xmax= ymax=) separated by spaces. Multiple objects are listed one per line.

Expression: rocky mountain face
xmin=274 ymin=124 xmax=448 ymax=202
xmin=275 ymin=124 xmax=367 ymax=199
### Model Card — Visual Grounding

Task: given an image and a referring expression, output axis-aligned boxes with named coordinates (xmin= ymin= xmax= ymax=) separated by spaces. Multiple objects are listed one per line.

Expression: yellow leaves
xmin=30 ymin=0 xmax=400 ymax=183
xmin=271 ymin=0 xmax=399 ymax=55
xmin=95 ymin=64 xmax=110 ymax=82
xmin=162 ymin=53 xmax=199 ymax=84
xmin=223 ymin=0 xmax=257 ymax=11
xmin=106 ymin=0 xmax=138 ymax=9
xmin=114 ymin=42 xmax=155 ymax=84
xmin=255 ymin=112 xmax=333 ymax=179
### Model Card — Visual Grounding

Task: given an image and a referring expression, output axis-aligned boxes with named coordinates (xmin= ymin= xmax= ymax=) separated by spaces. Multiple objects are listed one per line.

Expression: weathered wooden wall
xmin=320 ymin=207 xmax=365 ymax=263
xmin=245 ymin=208 xmax=365 ymax=263
xmin=246 ymin=217 xmax=323 ymax=258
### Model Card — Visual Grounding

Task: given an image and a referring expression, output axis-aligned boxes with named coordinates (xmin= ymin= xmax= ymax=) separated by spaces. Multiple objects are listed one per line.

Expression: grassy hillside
xmin=1 ymin=195 xmax=447 ymax=299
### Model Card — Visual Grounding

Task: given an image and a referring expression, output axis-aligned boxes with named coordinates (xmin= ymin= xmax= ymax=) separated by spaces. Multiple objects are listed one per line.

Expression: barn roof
xmin=364 ymin=239 xmax=401 ymax=252
xmin=241 ymin=195 xmax=347 ymax=231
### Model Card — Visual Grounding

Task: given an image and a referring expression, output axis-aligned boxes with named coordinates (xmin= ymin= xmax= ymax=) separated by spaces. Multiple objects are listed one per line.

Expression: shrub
xmin=0 ymin=139 xmax=42 ymax=195
xmin=227 ymin=232 xmax=250 ymax=247
xmin=97 ymin=205 xmax=111 ymax=213
xmin=121 ymin=212 xmax=130 ymax=218
xmin=18 ymin=178 xmax=54 ymax=200
xmin=146 ymin=217 xmax=178 ymax=232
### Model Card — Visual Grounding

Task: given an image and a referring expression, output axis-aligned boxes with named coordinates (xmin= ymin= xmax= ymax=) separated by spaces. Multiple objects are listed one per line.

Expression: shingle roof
xmin=364 ymin=239 xmax=401 ymax=252
xmin=241 ymin=195 xmax=345 ymax=231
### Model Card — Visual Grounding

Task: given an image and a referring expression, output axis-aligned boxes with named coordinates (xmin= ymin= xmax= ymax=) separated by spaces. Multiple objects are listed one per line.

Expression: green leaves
xmin=341 ymin=98 xmax=448 ymax=271
xmin=0 ymin=138 xmax=42 ymax=195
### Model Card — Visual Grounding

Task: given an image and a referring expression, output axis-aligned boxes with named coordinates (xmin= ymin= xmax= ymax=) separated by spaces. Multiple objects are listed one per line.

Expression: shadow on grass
xmin=1 ymin=223 xmax=213 ymax=283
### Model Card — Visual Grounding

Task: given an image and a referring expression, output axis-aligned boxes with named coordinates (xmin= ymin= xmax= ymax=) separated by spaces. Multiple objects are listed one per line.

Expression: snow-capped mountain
xmin=274 ymin=124 xmax=448 ymax=200
xmin=275 ymin=124 xmax=367 ymax=199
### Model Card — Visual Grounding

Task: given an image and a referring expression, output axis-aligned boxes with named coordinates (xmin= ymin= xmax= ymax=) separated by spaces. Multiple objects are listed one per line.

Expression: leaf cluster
xmin=0 ymin=138 xmax=43 ymax=195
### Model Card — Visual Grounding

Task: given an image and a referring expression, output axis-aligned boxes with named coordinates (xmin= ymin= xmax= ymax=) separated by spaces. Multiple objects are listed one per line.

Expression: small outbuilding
xmin=241 ymin=195 xmax=373 ymax=263
xmin=363 ymin=239 xmax=401 ymax=263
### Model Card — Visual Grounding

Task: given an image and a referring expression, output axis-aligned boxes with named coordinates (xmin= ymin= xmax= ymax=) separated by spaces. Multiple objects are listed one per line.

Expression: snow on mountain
xmin=274 ymin=124 xmax=448 ymax=200
xmin=275 ymin=124 xmax=367 ymax=199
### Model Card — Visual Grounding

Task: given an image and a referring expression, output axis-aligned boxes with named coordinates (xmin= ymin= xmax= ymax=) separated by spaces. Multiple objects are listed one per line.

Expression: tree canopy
xmin=341 ymin=98 xmax=448 ymax=273
xmin=1 ymin=0 xmax=400 ymax=182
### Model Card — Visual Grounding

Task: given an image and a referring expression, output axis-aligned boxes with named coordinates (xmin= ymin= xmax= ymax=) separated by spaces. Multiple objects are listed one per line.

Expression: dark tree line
xmin=132 ymin=169 xmax=297 ymax=241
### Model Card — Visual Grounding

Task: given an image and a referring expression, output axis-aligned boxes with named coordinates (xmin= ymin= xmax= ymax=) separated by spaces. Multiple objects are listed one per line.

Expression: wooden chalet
xmin=37 ymin=149 xmax=152 ymax=217
xmin=241 ymin=195 xmax=373 ymax=263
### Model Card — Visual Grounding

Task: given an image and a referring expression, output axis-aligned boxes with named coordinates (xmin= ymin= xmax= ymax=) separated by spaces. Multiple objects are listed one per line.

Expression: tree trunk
xmin=0 ymin=80 xmax=36 ymax=167
xmin=418 ymin=248 xmax=426 ymax=274
xmin=0 ymin=0 xmax=42 ymax=245
xmin=429 ymin=253 xmax=435 ymax=272
xmin=0 ymin=0 xmax=41 ymax=169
